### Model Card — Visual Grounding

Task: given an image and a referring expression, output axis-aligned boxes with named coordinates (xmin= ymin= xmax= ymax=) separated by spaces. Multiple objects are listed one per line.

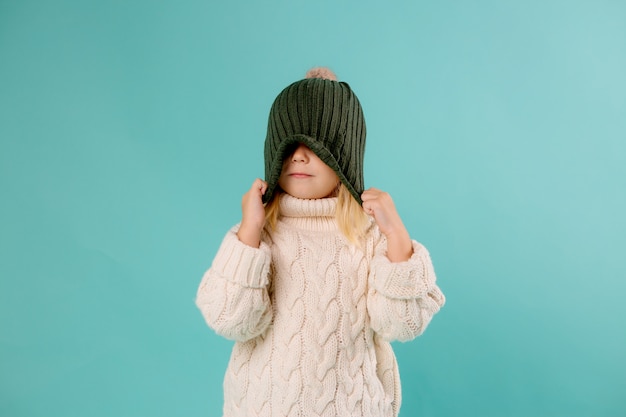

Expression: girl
xmin=196 ymin=68 xmax=445 ymax=417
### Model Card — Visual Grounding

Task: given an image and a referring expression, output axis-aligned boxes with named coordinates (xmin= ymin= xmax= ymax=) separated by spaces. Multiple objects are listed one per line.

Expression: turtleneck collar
xmin=278 ymin=194 xmax=338 ymax=232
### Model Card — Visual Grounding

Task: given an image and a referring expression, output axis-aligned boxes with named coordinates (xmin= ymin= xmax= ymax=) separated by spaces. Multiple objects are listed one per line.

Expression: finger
xmin=362 ymin=202 xmax=375 ymax=215
xmin=361 ymin=190 xmax=377 ymax=201
xmin=361 ymin=187 xmax=382 ymax=200
xmin=251 ymin=178 xmax=266 ymax=194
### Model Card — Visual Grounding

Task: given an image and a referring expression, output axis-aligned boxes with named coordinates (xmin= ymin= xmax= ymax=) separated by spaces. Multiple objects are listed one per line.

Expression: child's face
xmin=278 ymin=143 xmax=339 ymax=199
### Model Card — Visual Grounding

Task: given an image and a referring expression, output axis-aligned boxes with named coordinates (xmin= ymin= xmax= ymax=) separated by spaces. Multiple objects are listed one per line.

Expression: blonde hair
xmin=264 ymin=184 xmax=370 ymax=246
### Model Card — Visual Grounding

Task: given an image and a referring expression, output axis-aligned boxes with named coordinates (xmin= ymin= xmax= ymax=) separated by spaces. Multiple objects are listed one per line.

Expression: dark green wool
xmin=263 ymin=77 xmax=366 ymax=205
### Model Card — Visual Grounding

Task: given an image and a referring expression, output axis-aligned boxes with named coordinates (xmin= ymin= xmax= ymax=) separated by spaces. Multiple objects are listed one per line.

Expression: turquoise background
xmin=1 ymin=0 xmax=625 ymax=416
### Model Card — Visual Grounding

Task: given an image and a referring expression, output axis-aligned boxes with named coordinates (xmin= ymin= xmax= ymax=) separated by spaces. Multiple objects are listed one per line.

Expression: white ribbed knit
xmin=196 ymin=195 xmax=445 ymax=417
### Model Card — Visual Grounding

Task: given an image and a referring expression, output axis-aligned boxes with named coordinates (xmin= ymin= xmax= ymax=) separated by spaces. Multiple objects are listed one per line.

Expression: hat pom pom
xmin=305 ymin=67 xmax=337 ymax=81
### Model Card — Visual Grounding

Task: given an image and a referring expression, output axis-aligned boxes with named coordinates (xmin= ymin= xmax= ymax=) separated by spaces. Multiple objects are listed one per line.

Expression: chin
xmin=289 ymin=192 xmax=323 ymax=200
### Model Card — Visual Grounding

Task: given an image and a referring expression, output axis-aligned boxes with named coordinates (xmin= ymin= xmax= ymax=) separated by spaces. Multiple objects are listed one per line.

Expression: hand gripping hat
xmin=262 ymin=67 xmax=366 ymax=205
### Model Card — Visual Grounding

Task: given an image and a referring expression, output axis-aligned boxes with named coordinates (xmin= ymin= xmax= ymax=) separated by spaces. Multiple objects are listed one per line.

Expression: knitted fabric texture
xmin=196 ymin=195 xmax=445 ymax=417
xmin=263 ymin=78 xmax=366 ymax=205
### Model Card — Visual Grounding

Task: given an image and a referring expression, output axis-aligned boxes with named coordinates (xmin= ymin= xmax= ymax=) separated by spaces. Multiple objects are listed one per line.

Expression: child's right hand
xmin=236 ymin=178 xmax=268 ymax=248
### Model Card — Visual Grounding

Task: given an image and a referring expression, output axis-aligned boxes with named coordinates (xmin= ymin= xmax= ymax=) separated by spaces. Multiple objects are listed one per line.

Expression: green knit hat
xmin=263 ymin=68 xmax=366 ymax=205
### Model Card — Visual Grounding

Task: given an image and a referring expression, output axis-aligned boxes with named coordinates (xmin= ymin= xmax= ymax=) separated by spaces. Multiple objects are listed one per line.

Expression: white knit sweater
xmin=196 ymin=195 xmax=445 ymax=417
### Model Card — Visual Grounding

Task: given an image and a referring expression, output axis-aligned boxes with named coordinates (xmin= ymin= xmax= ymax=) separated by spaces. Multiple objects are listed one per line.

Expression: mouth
xmin=289 ymin=172 xmax=312 ymax=178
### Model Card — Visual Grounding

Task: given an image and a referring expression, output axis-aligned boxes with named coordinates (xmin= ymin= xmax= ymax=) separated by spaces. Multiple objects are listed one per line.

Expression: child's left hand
xmin=361 ymin=188 xmax=413 ymax=262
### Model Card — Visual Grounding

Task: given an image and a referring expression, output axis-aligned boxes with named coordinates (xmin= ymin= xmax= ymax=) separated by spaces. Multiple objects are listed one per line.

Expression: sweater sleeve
xmin=195 ymin=225 xmax=273 ymax=342
xmin=367 ymin=232 xmax=445 ymax=342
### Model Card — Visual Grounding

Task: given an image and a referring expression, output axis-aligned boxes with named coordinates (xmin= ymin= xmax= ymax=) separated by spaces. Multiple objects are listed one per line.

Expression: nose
xmin=290 ymin=144 xmax=309 ymax=163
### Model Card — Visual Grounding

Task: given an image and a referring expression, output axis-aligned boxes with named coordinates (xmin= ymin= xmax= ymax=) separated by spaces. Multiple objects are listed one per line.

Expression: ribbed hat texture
xmin=263 ymin=74 xmax=366 ymax=205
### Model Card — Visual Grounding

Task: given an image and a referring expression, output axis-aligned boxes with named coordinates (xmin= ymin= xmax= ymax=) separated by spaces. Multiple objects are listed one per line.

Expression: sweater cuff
xmin=210 ymin=227 xmax=271 ymax=288
xmin=370 ymin=241 xmax=434 ymax=300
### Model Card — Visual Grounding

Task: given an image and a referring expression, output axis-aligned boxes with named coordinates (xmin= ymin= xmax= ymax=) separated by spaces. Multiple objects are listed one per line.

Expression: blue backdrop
xmin=1 ymin=1 xmax=625 ymax=416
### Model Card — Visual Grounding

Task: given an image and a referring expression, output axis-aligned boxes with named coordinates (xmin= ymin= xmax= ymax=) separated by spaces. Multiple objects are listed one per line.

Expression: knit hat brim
xmin=262 ymin=134 xmax=363 ymax=206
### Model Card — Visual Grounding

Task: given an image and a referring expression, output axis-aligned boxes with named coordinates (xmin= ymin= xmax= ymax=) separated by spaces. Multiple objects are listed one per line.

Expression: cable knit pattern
xmin=196 ymin=195 xmax=445 ymax=417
